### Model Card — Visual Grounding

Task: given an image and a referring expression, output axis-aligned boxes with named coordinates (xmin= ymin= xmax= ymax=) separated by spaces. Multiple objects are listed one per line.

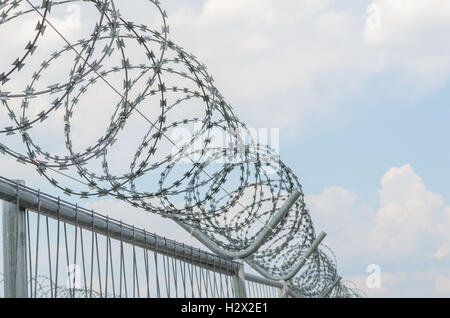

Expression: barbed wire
xmin=0 ymin=0 xmax=362 ymax=297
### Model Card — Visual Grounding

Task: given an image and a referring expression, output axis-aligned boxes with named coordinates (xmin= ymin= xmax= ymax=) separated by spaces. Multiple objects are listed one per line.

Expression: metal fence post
xmin=2 ymin=180 xmax=28 ymax=298
xmin=232 ymin=260 xmax=247 ymax=298
xmin=279 ymin=281 xmax=289 ymax=298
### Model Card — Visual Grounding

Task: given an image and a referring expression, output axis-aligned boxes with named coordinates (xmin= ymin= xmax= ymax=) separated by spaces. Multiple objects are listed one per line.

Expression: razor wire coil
xmin=0 ymin=0 xmax=362 ymax=297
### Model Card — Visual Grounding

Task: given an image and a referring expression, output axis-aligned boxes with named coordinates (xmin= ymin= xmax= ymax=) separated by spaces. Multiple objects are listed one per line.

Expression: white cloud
xmin=308 ymin=186 xmax=357 ymax=220
xmin=167 ymin=0 xmax=364 ymax=128
xmin=351 ymin=268 xmax=449 ymax=298
xmin=308 ymin=164 xmax=448 ymax=261
xmin=364 ymin=0 xmax=450 ymax=90
xmin=434 ymin=207 xmax=450 ymax=259
xmin=0 ymin=157 xmax=41 ymax=184
xmin=164 ymin=0 xmax=450 ymax=130
xmin=306 ymin=186 xmax=374 ymax=261
xmin=371 ymin=165 xmax=444 ymax=258
xmin=306 ymin=164 xmax=450 ymax=297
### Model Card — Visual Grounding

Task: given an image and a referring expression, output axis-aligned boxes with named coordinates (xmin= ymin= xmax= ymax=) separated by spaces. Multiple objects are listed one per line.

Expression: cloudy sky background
xmin=1 ymin=0 xmax=450 ymax=297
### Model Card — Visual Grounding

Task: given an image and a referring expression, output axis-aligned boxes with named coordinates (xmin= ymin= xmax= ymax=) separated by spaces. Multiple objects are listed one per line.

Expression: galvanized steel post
xmin=232 ymin=260 xmax=247 ymax=298
xmin=2 ymin=180 xmax=28 ymax=298
xmin=279 ymin=281 xmax=289 ymax=298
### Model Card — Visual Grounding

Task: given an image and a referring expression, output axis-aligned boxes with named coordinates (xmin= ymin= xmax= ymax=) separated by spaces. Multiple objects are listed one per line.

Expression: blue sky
xmin=1 ymin=0 xmax=450 ymax=297
xmin=285 ymin=78 xmax=450 ymax=202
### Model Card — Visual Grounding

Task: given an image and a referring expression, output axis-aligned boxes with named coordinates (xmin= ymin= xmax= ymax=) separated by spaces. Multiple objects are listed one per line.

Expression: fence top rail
xmin=0 ymin=175 xmax=302 ymax=297
xmin=0 ymin=176 xmax=241 ymax=275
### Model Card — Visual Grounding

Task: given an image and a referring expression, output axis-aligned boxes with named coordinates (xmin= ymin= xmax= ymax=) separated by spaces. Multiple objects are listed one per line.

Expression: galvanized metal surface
xmin=2 ymin=180 xmax=27 ymax=298
xmin=0 ymin=177 xmax=239 ymax=276
xmin=0 ymin=176 xmax=304 ymax=298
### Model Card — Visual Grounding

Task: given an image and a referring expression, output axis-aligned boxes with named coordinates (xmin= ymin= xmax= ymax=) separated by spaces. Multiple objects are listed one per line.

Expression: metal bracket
xmin=174 ymin=190 xmax=301 ymax=259
xmin=246 ymin=231 xmax=327 ymax=281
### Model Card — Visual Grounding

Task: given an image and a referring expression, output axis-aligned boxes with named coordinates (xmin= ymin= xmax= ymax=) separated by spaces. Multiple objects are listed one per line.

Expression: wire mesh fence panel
xmin=0 ymin=176 xmax=246 ymax=298
xmin=245 ymin=280 xmax=280 ymax=298
xmin=3 ymin=208 xmax=235 ymax=298
xmin=0 ymin=177 xmax=360 ymax=298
